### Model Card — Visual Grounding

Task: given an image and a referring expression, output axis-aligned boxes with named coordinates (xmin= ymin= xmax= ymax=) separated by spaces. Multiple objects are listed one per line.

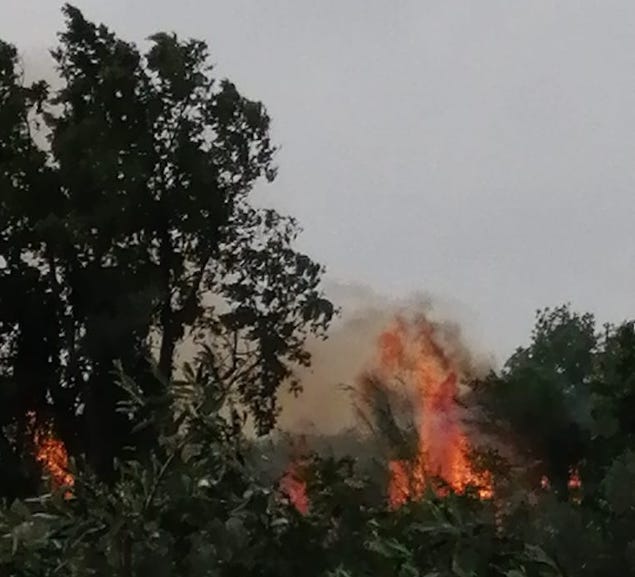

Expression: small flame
xmin=567 ymin=467 xmax=581 ymax=490
xmin=280 ymin=461 xmax=309 ymax=514
xmin=539 ymin=468 xmax=580 ymax=500
xmin=280 ymin=464 xmax=309 ymax=515
xmin=371 ymin=318 xmax=493 ymax=507
xmin=27 ymin=411 xmax=74 ymax=497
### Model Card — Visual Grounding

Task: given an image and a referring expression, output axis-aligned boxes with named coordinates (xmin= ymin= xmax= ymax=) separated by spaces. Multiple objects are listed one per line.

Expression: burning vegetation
xmin=280 ymin=314 xmax=494 ymax=512
xmin=370 ymin=317 xmax=493 ymax=507
xmin=280 ymin=461 xmax=310 ymax=514
xmin=25 ymin=314 xmax=576 ymax=512
xmin=26 ymin=411 xmax=74 ymax=497
xmin=279 ymin=435 xmax=311 ymax=513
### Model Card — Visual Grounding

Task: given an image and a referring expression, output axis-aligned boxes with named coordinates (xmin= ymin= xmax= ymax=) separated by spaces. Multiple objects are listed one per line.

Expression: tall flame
xmin=370 ymin=318 xmax=492 ymax=507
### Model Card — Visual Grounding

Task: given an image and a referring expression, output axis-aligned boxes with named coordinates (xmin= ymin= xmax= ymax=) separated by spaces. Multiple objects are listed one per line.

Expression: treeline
xmin=3 ymin=5 xmax=635 ymax=577
xmin=5 ymin=304 xmax=635 ymax=576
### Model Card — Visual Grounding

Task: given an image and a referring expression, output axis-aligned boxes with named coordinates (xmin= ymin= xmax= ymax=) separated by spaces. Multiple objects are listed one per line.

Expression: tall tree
xmin=0 ymin=5 xmax=333 ymax=489
xmin=0 ymin=39 xmax=59 ymax=497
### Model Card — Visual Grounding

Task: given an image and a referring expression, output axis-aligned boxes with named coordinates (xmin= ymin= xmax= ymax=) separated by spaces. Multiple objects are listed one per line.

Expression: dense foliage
xmin=3 ymin=6 xmax=635 ymax=577
xmin=0 ymin=361 xmax=564 ymax=577
xmin=0 ymin=306 xmax=625 ymax=577
xmin=0 ymin=4 xmax=333 ymax=496
xmin=471 ymin=306 xmax=635 ymax=575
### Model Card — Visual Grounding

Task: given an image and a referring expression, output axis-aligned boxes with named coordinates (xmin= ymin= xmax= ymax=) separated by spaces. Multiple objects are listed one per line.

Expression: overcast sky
xmin=2 ymin=0 xmax=635 ymax=359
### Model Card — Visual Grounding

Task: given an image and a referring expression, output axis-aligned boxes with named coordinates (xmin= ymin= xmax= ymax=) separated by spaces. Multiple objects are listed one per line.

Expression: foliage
xmin=0 ymin=362 xmax=563 ymax=577
xmin=0 ymin=3 xmax=333 ymax=492
xmin=0 ymin=363 xmax=272 ymax=576
xmin=472 ymin=306 xmax=597 ymax=496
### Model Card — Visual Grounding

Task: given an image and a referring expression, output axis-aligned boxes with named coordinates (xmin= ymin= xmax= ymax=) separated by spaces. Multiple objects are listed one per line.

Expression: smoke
xmin=276 ymin=282 xmax=495 ymax=436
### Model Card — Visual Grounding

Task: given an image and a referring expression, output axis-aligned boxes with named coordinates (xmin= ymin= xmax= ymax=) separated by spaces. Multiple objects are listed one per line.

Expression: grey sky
xmin=2 ymin=0 xmax=635 ymax=360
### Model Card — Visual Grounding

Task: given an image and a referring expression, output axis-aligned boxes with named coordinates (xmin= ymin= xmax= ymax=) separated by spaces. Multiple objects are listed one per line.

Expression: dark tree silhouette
xmin=0 ymin=5 xmax=333 ymax=491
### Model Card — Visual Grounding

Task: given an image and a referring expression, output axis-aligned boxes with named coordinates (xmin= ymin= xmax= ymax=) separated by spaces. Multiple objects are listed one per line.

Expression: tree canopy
xmin=0 ymin=4 xmax=333 ymax=493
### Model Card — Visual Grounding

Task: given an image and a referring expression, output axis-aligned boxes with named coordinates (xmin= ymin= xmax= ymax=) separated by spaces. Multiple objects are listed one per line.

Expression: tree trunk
xmin=158 ymin=226 xmax=177 ymax=381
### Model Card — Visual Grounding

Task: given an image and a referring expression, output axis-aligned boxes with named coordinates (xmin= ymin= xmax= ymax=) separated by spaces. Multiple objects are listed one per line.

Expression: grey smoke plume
xmin=276 ymin=282 xmax=495 ymax=436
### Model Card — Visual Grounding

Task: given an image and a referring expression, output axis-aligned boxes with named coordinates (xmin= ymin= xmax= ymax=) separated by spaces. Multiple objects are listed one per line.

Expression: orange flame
xmin=279 ymin=437 xmax=310 ymax=514
xmin=370 ymin=318 xmax=492 ymax=507
xmin=280 ymin=461 xmax=309 ymax=515
xmin=567 ymin=467 xmax=581 ymax=491
xmin=27 ymin=411 xmax=74 ymax=497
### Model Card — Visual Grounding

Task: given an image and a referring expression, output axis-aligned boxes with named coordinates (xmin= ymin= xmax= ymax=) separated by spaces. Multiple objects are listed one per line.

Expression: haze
xmin=3 ymin=0 xmax=634 ymax=360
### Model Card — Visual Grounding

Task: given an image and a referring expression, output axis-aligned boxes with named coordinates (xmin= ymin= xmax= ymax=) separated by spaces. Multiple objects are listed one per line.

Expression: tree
xmin=472 ymin=305 xmax=597 ymax=499
xmin=470 ymin=306 xmax=635 ymax=575
xmin=0 ymin=39 xmax=56 ymax=498
xmin=0 ymin=4 xmax=333 ymax=491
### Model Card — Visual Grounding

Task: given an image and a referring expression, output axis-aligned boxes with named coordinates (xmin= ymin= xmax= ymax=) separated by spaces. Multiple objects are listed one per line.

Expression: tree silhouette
xmin=0 ymin=5 xmax=333 ymax=492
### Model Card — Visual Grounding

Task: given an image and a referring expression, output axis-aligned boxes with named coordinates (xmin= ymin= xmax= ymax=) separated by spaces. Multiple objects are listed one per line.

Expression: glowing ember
xmin=26 ymin=411 xmax=74 ymax=497
xmin=567 ymin=467 xmax=581 ymax=490
xmin=538 ymin=468 xmax=581 ymax=500
xmin=371 ymin=318 xmax=493 ymax=507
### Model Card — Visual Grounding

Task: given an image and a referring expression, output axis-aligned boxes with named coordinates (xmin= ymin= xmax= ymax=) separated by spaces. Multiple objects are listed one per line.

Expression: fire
xmin=279 ymin=437 xmax=310 ymax=514
xmin=370 ymin=317 xmax=492 ymax=507
xmin=26 ymin=411 xmax=74 ymax=497
xmin=567 ymin=467 xmax=581 ymax=490
xmin=539 ymin=467 xmax=581 ymax=497
xmin=280 ymin=461 xmax=309 ymax=515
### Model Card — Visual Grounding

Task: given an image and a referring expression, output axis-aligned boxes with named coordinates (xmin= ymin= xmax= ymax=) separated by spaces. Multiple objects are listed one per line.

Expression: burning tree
xmin=356 ymin=315 xmax=493 ymax=507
